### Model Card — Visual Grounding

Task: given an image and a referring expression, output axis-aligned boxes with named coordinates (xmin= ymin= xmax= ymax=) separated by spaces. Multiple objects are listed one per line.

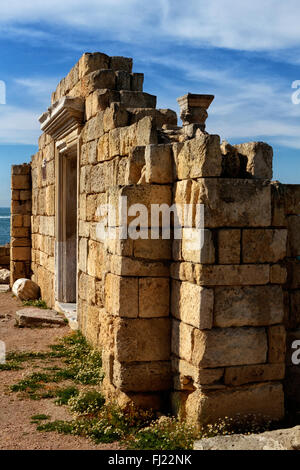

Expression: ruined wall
xmin=0 ymin=244 xmax=10 ymax=269
xmin=21 ymin=52 xmax=300 ymax=425
xmin=10 ymin=164 xmax=32 ymax=285
xmin=272 ymin=184 xmax=300 ymax=412
xmin=30 ymin=135 xmax=56 ymax=307
xmin=170 ymin=141 xmax=287 ymax=425
xmin=70 ymin=54 xmax=176 ymax=410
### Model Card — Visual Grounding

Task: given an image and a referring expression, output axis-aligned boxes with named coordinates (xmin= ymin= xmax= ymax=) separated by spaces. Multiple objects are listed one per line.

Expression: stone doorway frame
xmin=39 ymin=97 xmax=84 ymax=322
xmin=55 ymin=136 xmax=79 ymax=307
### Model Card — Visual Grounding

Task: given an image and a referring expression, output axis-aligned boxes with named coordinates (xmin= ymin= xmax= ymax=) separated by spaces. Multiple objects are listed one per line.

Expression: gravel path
xmin=0 ymin=291 xmax=121 ymax=450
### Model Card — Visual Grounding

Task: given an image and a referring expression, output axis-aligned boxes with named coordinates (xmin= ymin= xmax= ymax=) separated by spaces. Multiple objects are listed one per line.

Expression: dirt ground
xmin=0 ymin=291 xmax=120 ymax=450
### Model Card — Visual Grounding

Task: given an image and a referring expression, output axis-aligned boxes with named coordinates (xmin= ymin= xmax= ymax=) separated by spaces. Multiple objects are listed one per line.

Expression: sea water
xmin=0 ymin=208 xmax=10 ymax=245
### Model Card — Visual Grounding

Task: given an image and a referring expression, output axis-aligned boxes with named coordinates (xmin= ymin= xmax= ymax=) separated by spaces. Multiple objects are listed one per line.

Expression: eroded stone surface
xmin=194 ymin=426 xmax=300 ymax=450
xmin=16 ymin=308 xmax=65 ymax=328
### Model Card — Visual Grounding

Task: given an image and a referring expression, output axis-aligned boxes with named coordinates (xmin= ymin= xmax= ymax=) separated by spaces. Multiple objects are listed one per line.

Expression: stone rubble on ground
xmin=15 ymin=307 xmax=66 ymax=328
xmin=0 ymin=268 xmax=10 ymax=284
xmin=194 ymin=425 xmax=300 ymax=450
xmin=12 ymin=278 xmax=40 ymax=301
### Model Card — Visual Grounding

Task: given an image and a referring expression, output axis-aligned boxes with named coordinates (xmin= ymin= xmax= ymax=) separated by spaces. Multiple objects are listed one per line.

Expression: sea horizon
xmin=0 ymin=207 xmax=10 ymax=245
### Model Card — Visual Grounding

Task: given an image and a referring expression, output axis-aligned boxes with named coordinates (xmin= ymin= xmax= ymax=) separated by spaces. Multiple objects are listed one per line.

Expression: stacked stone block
xmin=30 ymin=134 xmax=55 ymax=307
xmin=63 ymin=53 xmax=177 ymax=409
xmin=272 ymin=184 xmax=300 ymax=411
xmin=10 ymin=164 xmax=32 ymax=285
xmin=0 ymin=244 xmax=10 ymax=268
xmin=13 ymin=52 xmax=300 ymax=426
xmin=170 ymin=140 xmax=286 ymax=425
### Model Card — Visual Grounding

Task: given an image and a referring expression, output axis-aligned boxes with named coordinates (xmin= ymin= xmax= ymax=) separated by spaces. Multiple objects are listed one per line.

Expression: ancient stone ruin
xmin=9 ymin=52 xmax=300 ymax=427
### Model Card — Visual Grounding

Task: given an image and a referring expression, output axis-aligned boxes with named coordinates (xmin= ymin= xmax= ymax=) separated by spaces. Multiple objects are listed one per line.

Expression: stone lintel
xmin=39 ymin=96 xmax=84 ymax=141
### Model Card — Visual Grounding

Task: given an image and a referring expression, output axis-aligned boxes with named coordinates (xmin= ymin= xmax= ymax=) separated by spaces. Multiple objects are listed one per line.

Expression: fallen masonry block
xmin=0 ymin=285 xmax=10 ymax=293
xmin=16 ymin=308 xmax=66 ymax=328
xmin=194 ymin=425 xmax=300 ymax=450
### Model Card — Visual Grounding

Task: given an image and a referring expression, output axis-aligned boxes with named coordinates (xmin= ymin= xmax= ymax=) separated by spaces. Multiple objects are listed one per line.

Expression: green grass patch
xmin=55 ymin=386 xmax=79 ymax=406
xmin=10 ymin=332 xmax=104 ymax=399
xmin=31 ymin=414 xmax=50 ymax=424
xmin=0 ymin=361 xmax=22 ymax=371
xmin=128 ymin=417 xmax=196 ymax=450
xmin=37 ymin=420 xmax=75 ymax=434
xmin=22 ymin=299 xmax=48 ymax=309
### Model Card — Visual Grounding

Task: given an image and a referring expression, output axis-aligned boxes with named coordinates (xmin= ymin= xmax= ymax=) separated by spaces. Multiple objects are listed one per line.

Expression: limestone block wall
xmin=71 ymin=54 xmax=176 ymax=410
xmin=30 ymin=134 xmax=56 ymax=307
xmin=170 ymin=141 xmax=287 ymax=425
xmin=272 ymin=184 xmax=300 ymax=411
xmin=15 ymin=51 xmax=300 ymax=426
xmin=0 ymin=244 xmax=10 ymax=269
xmin=10 ymin=164 xmax=32 ymax=285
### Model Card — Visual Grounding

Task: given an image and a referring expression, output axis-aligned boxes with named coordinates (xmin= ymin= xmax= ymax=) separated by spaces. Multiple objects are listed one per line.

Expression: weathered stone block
xmin=103 ymin=103 xmax=129 ymax=133
xmin=242 ymin=229 xmax=287 ymax=263
xmin=109 ymin=116 xmax=157 ymax=158
xmin=78 ymin=237 xmax=88 ymax=273
xmin=192 ymin=326 xmax=268 ymax=368
xmin=115 ymin=318 xmax=171 ymax=362
xmin=139 ymin=277 xmax=169 ymax=317
xmin=131 ymin=73 xmax=144 ymax=91
xmin=268 ymin=325 xmax=286 ymax=364
xmin=125 ymin=146 xmax=145 ymax=184
xmin=85 ymin=89 xmax=120 ymax=119
xmin=287 ymin=215 xmax=300 ymax=257
xmin=81 ymin=69 xmax=116 ymax=96
xmin=79 ymin=52 xmax=110 ymax=78
xmin=109 ymin=254 xmax=170 ymax=278
xmin=173 ymin=134 xmax=222 ymax=179
xmin=115 ymin=71 xmax=131 ymax=91
xmin=87 ymin=240 xmax=104 ymax=278
xmin=214 ymin=286 xmax=284 ymax=327
xmin=224 ymin=364 xmax=285 ymax=386
xmin=133 ymin=237 xmax=172 ymax=260
xmin=192 ymin=264 xmax=270 ymax=286
xmin=290 ymin=291 xmax=300 ymax=328
xmin=171 ymin=280 xmax=213 ymax=329
xmin=108 ymin=183 xmax=172 ymax=227
xmin=113 ymin=360 xmax=171 ymax=391
xmin=234 ymin=142 xmax=273 ymax=179
xmin=172 ymin=320 xmax=267 ymax=367
xmin=218 ymin=229 xmax=241 ymax=264
xmin=270 ymin=264 xmax=287 ymax=284
xmin=105 ymin=273 xmax=138 ymax=318
xmin=129 ymin=108 xmax=177 ymax=128
xmin=184 ymin=383 xmax=284 ymax=425
xmin=145 ymin=144 xmax=173 ymax=184
xmin=286 ymin=260 xmax=300 ymax=289
xmin=181 ymin=228 xmax=215 ymax=264
xmin=120 ymin=91 xmax=156 ymax=109
xmin=171 ymin=357 xmax=224 ymax=386
xmin=284 ymin=184 xmax=300 ymax=215
xmin=11 ymin=246 xmax=31 ymax=261
xmin=110 ymin=56 xmax=133 ymax=73
xmin=11 ymin=175 xmax=31 ymax=190
xmin=174 ymin=178 xmax=271 ymax=228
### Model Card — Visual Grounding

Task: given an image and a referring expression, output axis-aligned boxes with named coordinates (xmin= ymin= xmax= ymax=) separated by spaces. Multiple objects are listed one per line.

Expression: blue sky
xmin=1 ymin=0 xmax=300 ymax=205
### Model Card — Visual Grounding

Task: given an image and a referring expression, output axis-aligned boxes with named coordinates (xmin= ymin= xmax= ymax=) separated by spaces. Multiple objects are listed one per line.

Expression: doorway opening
xmin=56 ymin=147 xmax=78 ymax=311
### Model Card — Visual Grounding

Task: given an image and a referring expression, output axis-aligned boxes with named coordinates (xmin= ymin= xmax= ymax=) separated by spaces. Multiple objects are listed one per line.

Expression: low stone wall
xmin=0 ymin=244 xmax=10 ymax=268
xmin=10 ymin=164 xmax=32 ymax=285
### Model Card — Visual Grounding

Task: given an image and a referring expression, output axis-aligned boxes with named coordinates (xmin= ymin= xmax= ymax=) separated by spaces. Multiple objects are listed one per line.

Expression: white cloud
xmin=0 ymin=105 xmax=40 ymax=144
xmin=14 ymin=77 xmax=59 ymax=106
xmin=1 ymin=0 xmax=300 ymax=52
